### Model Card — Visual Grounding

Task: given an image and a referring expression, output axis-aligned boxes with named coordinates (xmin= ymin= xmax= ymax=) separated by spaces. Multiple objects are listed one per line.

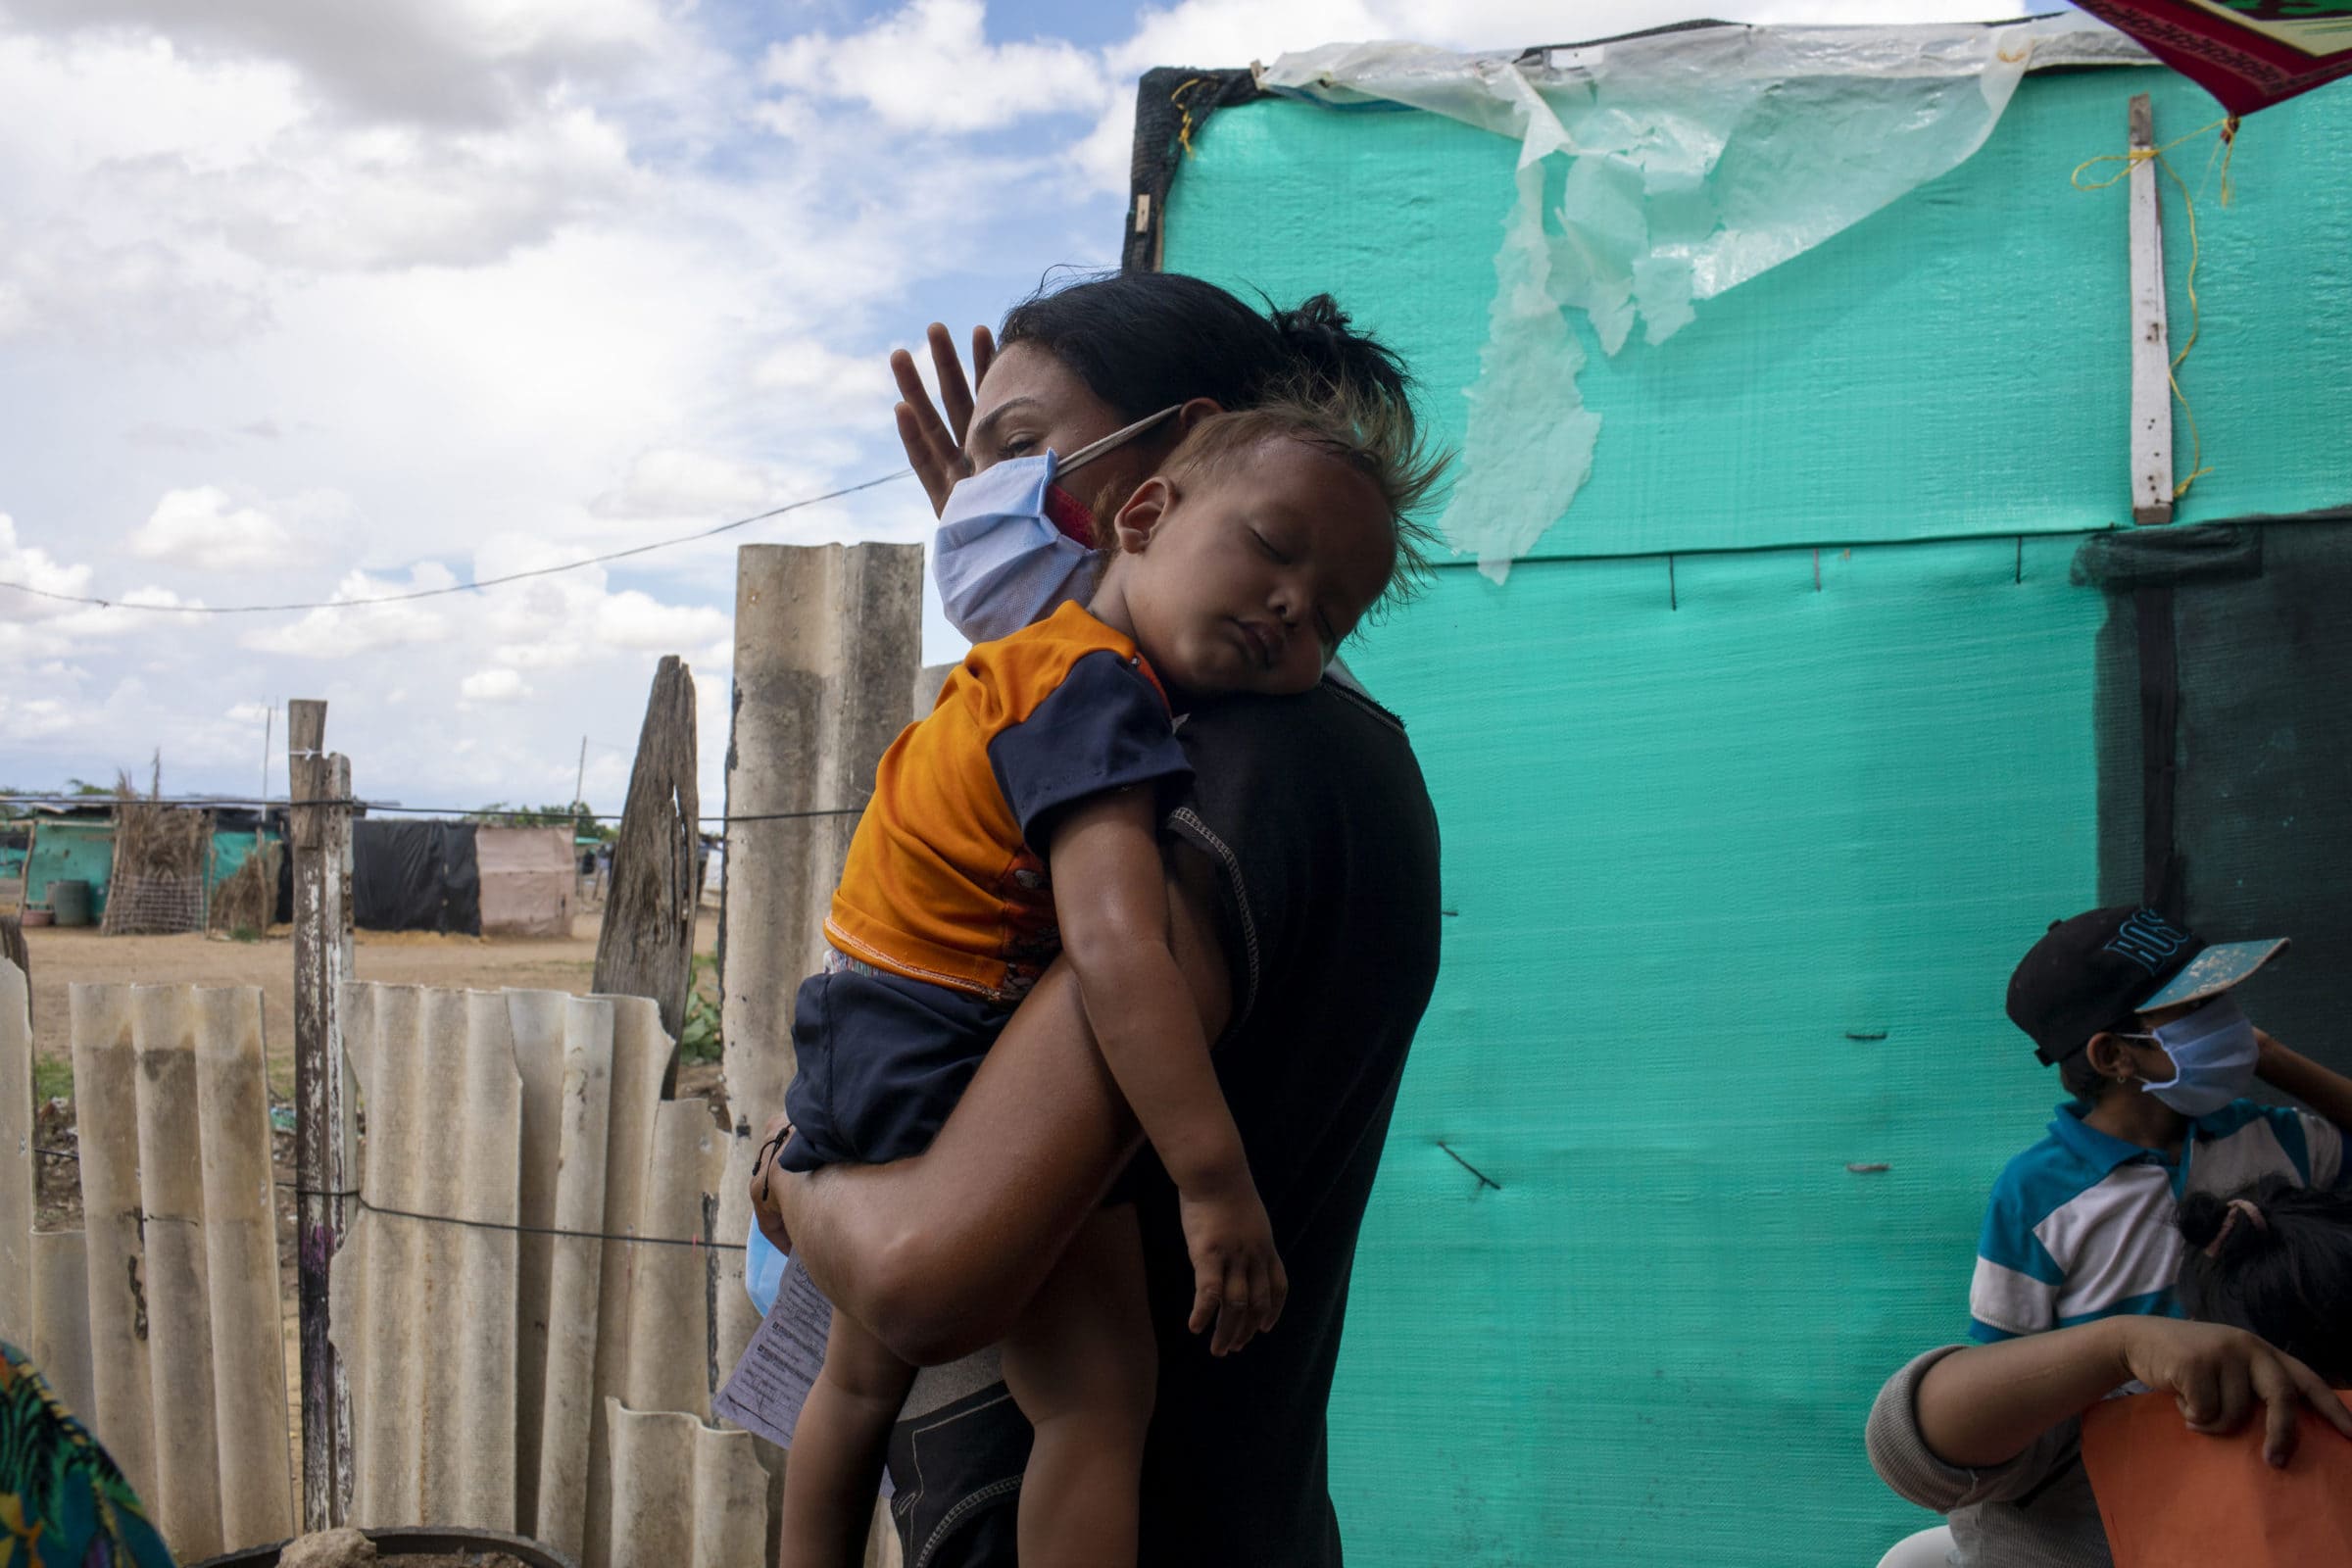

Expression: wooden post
xmin=2128 ymin=92 xmax=2174 ymax=526
xmin=591 ymin=657 xmax=700 ymax=1049
xmin=290 ymin=701 xmax=356 ymax=1528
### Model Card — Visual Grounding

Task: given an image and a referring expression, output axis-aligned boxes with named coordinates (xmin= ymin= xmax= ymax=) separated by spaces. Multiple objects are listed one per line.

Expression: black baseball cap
xmin=2006 ymin=906 xmax=2287 ymax=1065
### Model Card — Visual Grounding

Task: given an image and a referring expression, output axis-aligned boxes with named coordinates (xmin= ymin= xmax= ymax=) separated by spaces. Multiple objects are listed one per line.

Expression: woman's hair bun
xmin=1262 ymin=292 xmax=1414 ymax=416
xmin=1271 ymin=293 xmax=1354 ymax=340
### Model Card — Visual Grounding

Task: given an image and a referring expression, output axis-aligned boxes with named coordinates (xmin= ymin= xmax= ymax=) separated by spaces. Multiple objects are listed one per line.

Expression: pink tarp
xmin=475 ymin=826 xmax=574 ymax=939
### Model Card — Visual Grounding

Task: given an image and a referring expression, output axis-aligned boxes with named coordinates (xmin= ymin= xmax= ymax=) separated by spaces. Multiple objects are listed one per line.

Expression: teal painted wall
xmin=1160 ymin=61 xmax=2352 ymax=1566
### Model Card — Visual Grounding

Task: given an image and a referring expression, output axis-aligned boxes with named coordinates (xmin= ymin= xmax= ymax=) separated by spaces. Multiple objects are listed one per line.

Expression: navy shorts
xmin=776 ymin=957 xmax=1010 ymax=1173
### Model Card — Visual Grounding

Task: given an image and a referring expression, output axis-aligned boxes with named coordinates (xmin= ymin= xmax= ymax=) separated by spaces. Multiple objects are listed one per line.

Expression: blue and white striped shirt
xmin=1969 ymin=1099 xmax=2346 ymax=1343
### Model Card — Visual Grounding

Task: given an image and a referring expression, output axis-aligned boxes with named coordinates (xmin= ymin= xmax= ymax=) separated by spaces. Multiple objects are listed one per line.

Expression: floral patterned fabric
xmin=0 ymin=1342 xmax=176 ymax=1568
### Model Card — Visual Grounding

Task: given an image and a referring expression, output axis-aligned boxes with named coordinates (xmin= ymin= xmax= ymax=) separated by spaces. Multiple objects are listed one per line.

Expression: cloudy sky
xmin=0 ymin=0 xmax=1998 ymax=816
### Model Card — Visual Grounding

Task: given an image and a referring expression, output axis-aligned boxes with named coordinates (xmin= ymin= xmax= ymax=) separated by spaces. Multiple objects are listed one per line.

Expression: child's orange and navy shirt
xmin=824 ymin=600 xmax=1192 ymax=1004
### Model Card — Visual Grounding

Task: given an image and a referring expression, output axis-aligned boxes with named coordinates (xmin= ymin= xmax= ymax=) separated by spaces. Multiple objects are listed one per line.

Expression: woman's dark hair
xmin=999 ymin=271 xmax=1414 ymax=427
xmin=2178 ymin=1176 xmax=2352 ymax=1384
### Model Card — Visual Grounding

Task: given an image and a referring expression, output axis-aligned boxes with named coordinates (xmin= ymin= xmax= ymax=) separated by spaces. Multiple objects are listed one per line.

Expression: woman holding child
xmin=748 ymin=271 xmax=1447 ymax=1568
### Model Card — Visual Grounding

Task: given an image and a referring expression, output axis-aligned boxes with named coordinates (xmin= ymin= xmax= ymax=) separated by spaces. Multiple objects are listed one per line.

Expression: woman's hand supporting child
xmin=1049 ymin=783 xmax=1288 ymax=1357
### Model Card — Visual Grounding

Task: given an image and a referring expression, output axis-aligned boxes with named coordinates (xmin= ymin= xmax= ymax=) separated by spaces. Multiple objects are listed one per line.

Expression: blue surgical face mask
xmin=931 ymin=404 xmax=1183 ymax=646
xmin=931 ymin=453 xmax=1100 ymax=645
xmin=2122 ymin=992 xmax=2259 ymax=1116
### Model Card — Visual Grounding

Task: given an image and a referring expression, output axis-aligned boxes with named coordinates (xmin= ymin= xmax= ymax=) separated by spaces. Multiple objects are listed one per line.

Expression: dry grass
xmin=208 ymin=838 xmax=282 ymax=935
xmin=102 ymin=765 xmax=211 ymax=935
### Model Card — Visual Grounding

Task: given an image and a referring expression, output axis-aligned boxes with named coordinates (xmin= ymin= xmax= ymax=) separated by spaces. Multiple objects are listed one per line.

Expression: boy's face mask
xmin=932 ymin=404 xmax=1182 ymax=646
xmin=2120 ymin=992 xmax=2260 ymax=1116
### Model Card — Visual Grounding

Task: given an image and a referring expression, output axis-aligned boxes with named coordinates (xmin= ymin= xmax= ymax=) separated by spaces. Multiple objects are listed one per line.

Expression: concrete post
xmin=718 ymin=543 xmax=922 ymax=1137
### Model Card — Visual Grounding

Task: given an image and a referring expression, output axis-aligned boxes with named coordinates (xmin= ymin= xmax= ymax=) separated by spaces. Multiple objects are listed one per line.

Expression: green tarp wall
xmin=1159 ymin=60 xmax=2352 ymax=1565
xmin=22 ymin=820 xmax=115 ymax=917
xmin=208 ymin=827 xmax=275 ymax=889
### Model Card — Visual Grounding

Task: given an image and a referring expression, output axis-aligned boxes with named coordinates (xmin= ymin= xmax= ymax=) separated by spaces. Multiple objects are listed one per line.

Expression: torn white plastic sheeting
xmin=1260 ymin=22 xmax=2148 ymax=580
xmin=1452 ymin=160 xmax=1604 ymax=575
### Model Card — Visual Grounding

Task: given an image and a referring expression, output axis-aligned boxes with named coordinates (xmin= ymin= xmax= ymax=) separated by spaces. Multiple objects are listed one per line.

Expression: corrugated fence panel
xmin=510 ymin=988 xmax=569 ymax=1542
xmin=67 ymin=983 xmax=293 ymax=1560
xmin=7 ymin=958 xmax=98 ymax=1449
xmin=2 ymin=958 xmax=29 ymax=1338
xmin=581 ymin=992 xmax=672 ymax=1568
xmin=335 ymin=985 xmax=522 ymax=1534
xmin=331 ymin=984 xmax=748 ymax=1567
xmin=28 ymin=1232 xmax=93 ymax=1423
xmin=619 ymin=1099 xmax=728 ymax=1420
xmin=604 ymin=1399 xmax=771 ymax=1568
xmin=534 ymin=997 xmax=616 ymax=1563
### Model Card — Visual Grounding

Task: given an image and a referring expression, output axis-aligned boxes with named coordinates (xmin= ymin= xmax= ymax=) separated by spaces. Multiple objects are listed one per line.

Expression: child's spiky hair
xmin=1156 ymin=378 xmax=1451 ymax=613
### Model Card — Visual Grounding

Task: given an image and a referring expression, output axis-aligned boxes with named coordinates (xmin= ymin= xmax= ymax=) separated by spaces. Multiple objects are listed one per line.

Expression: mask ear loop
xmin=1055 ymin=403 xmax=1185 ymax=477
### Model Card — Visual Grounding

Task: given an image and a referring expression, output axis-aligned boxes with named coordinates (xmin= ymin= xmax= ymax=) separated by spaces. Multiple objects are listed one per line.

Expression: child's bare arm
xmin=1048 ymin=784 xmax=1288 ymax=1355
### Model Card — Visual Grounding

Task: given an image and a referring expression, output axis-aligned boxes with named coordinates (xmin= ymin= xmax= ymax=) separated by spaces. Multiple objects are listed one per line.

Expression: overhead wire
xmin=0 ymin=469 xmax=912 ymax=616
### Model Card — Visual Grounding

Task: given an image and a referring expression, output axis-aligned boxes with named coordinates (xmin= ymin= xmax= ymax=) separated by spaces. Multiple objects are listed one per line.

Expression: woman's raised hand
xmin=891 ymin=322 xmax=997 ymax=517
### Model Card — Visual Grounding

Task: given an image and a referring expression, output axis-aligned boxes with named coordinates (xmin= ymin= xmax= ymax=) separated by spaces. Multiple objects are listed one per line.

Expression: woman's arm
xmin=2255 ymin=1029 xmax=2352 ymax=1139
xmin=1914 ymin=1316 xmax=2352 ymax=1470
xmin=756 ymin=846 xmax=1233 ymax=1366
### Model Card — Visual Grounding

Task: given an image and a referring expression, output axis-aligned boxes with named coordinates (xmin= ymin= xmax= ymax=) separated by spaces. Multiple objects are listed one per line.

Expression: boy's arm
xmin=1048 ymin=785 xmax=1288 ymax=1355
xmin=2254 ymin=1030 xmax=2352 ymax=1143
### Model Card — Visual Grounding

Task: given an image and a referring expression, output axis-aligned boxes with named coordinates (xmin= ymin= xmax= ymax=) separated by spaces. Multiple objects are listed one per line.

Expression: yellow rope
xmin=2071 ymin=116 xmax=2241 ymax=501
xmin=1173 ymin=76 xmax=1205 ymax=158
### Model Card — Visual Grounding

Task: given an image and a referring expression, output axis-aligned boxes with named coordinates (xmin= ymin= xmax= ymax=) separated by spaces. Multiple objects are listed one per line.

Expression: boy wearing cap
xmin=1970 ymin=906 xmax=2352 ymax=1344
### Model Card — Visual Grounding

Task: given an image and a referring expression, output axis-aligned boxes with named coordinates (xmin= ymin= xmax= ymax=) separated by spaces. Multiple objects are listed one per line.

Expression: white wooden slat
xmin=2128 ymin=92 xmax=2173 ymax=526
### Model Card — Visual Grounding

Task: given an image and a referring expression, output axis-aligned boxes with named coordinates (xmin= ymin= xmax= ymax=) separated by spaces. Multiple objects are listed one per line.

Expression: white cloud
xmin=0 ymin=513 xmax=95 ymax=615
xmin=0 ymin=0 xmax=2005 ymax=815
xmin=1 ymin=0 xmax=673 ymax=128
xmin=762 ymin=0 xmax=1112 ymax=133
xmin=596 ymin=589 xmax=729 ymax=651
xmin=241 ymin=564 xmax=456 ymax=658
xmin=0 ymin=692 xmax=76 ymax=738
xmin=592 ymin=448 xmax=783 ymax=521
xmin=460 ymin=666 xmax=530 ymax=703
xmin=131 ymin=486 xmax=294 ymax=569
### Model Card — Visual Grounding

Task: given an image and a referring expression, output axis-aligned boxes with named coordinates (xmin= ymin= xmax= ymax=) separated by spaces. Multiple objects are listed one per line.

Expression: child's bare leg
xmin=1002 ymin=1204 xmax=1157 ymax=1568
xmin=779 ymin=1309 xmax=916 ymax=1568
